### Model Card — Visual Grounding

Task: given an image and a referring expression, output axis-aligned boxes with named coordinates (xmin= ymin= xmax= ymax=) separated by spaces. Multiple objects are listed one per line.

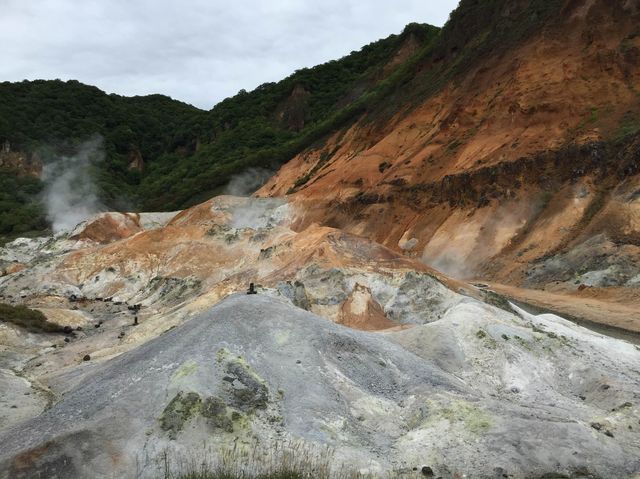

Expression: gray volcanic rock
xmin=0 ymin=294 xmax=639 ymax=479
xmin=0 ymin=369 xmax=48 ymax=430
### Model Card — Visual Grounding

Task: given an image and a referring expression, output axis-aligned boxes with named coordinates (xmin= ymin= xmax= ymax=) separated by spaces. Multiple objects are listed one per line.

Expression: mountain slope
xmin=2 ymin=3 xmax=640 ymax=478
xmin=0 ymin=23 xmax=439 ymax=225
xmin=258 ymin=0 xmax=640 ymax=323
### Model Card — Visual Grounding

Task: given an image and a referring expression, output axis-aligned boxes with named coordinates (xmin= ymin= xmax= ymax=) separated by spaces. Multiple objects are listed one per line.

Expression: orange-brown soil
xmin=257 ymin=0 xmax=640 ymax=332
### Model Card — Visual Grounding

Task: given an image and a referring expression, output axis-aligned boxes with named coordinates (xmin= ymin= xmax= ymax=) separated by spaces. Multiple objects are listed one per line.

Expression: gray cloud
xmin=0 ymin=0 xmax=458 ymax=109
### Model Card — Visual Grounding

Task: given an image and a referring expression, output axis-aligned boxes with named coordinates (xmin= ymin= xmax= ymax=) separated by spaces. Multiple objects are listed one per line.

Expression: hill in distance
xmin=0 ymin=22 xmax=438 ymax=241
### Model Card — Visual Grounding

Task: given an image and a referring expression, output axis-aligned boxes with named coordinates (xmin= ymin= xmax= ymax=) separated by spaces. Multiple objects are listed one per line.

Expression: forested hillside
xmin=0 ymin=22 xmax=438 ymax=239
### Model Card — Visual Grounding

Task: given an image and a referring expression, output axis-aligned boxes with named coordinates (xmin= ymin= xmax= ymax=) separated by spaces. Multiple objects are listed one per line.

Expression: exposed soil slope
xmin=257 ymin=0 xmax=640 ymax=331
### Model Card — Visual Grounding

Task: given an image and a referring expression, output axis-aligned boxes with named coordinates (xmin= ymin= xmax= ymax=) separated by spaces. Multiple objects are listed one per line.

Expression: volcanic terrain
xmin=1 ymin=1 xmax=640 ymax=478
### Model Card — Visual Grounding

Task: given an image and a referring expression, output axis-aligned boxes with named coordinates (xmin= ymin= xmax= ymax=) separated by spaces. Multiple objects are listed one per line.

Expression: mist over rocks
xmin=224 ymin=167 xmax=274 ymax=197
xmin=0 ymin=195 xmax=638 ymax=478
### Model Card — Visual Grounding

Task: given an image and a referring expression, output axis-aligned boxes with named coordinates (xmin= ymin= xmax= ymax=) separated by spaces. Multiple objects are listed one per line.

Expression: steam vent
xmin=1 ymin=1 xmax=640 ymax=478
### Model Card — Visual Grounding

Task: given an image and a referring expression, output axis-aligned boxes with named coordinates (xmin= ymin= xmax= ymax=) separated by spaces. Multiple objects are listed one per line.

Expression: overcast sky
xmin=1 ymin=0 xmax=459 ymax=110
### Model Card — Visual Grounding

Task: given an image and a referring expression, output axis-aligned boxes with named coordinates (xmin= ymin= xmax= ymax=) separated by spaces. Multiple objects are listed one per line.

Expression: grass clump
xmin=0 ymin=302 xmax=61 ymax=333
xmin=159 ymin=441 xmax=376 ymax=479
xmin=432 ymin=399 xmax=493 ymax=435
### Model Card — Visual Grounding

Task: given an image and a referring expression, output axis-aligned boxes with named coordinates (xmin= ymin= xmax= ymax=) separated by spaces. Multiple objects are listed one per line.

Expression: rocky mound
xmin=1 ymin=294 xmax=639 ymax=478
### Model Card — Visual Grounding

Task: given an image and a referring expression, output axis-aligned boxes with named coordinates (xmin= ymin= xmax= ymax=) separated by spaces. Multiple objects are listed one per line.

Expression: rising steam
xmin=42 ymin=136 xmax=105 ymax=234
xmin=224 ymin=167 xmax=273 ymax=197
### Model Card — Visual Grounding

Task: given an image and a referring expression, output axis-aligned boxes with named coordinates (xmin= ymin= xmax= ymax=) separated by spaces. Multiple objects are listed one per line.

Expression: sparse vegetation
xmin=0 ymin=302 xmax=61 ymax=333
xmin=480 ymin=290 xmax=518 ymax=315
xmin=539 ymin=190 xmax=553 ymax=209
xmin=289 ymin=147 xmax=341 ymax=192
xmin=371 ymin=0 xmax=565 ymax=120
xmin=446 ymin=138 xmax=463 ymax=152
xmin=160 ymin=441 xmax=376 ymax=479
xmin=576 ymin=107 xmax=600 ymax=133
xmin=436 ymin=399 xmax=493 ymax=434
xmin=580 ymin=190 xmax=607 ymax=226
xmin=378 ymin=162 xmax=391 ymax=173
xmin=615 ymin=111 xmax=640 ymax=140
xmin=291 ymin=171 xmax=314 ymax=190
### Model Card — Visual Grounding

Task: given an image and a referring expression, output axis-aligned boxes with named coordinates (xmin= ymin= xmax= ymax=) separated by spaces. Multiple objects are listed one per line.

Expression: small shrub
xmin=531 ymin=324 xmax=546 ymax=334
xmin=446 ymin=138 xmax=463 ymax=152
xmin=615 ymin=111 xmax=640 ymax=140
xmin=291 ymin=172 xmax=313 ymax=191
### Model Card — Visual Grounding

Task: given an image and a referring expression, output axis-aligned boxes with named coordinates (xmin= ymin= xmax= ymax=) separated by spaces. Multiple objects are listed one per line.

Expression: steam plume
xmin=42 ymin=136 xmax=105 ymax=233
xmin=224 ymin=167 xmax=273 ymax=197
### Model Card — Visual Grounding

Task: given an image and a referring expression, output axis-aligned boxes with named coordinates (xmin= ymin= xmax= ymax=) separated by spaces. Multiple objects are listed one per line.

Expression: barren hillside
xmin=258 ymin=0 xmax=640 ymax=331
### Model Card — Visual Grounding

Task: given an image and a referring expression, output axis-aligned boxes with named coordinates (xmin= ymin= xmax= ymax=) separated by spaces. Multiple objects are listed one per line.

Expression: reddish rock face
xmin=254 ymin=0 xmax=640 ymax=330
xmin=0 ymin=263 xmax=26 ymax=277
xmin=275 ymin=84 xmax=311 ymax=132
xmin=68 ymin=212 xmax=143 ymax=244
xmin=0 ymin=147 xmax=43 ymax=178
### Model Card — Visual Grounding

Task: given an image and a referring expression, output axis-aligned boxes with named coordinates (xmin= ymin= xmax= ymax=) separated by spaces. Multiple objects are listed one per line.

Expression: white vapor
xmin=42 ymin=136 xmax=105 ymax=234
xmin=224 ymin=167 xmax=273 ymax=197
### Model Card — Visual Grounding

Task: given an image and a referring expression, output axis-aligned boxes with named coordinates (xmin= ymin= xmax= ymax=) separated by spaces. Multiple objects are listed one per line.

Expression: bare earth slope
xmin=257 ymin=0 xmax=640 ymax=333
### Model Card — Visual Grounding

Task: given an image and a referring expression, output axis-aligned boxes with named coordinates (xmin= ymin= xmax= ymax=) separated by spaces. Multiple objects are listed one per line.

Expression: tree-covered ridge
xmin=0 ymin=80 xmax=204 ymax=209
xmin=0 ymin=80 xmax=201 ymax=152
xmin=0 ymin=0 xmax=577 ymax=242
xmin=0 ymin=23 xmax=439 ymax=216
xmin=134 ymin=22 xmax=440 ymax=210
